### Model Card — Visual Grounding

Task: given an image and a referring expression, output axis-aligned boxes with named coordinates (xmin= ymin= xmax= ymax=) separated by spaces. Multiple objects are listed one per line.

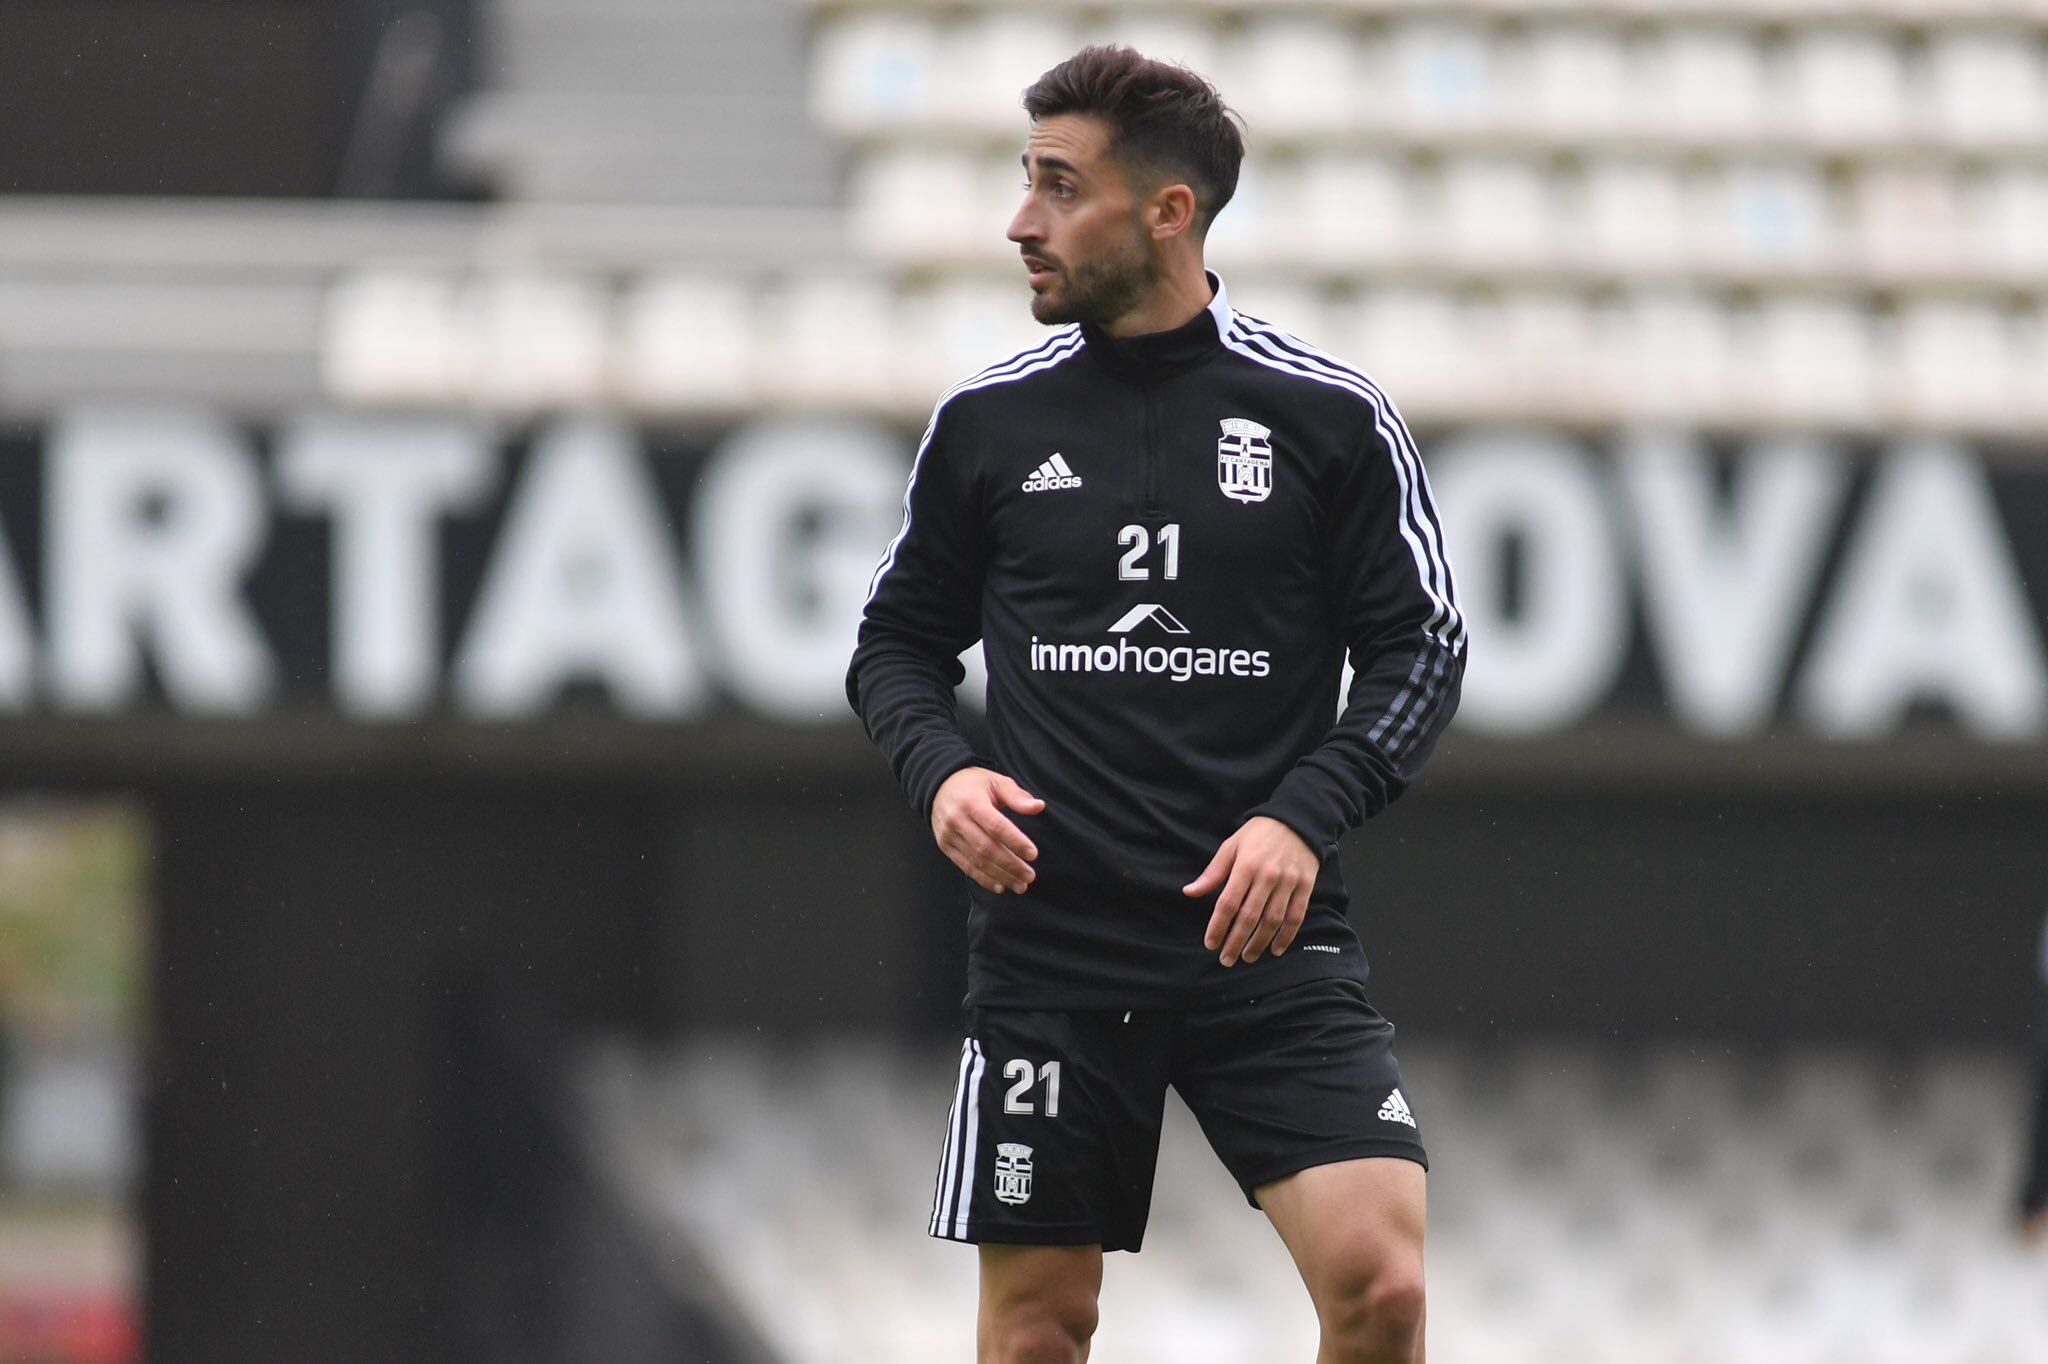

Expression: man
xmin=846 ymin=45 xmax=1463 ymax=1364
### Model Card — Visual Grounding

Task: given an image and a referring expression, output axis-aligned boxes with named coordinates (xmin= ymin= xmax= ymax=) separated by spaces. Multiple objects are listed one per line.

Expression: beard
xmin=1028 ymin=228 xmax=1160 ymax=327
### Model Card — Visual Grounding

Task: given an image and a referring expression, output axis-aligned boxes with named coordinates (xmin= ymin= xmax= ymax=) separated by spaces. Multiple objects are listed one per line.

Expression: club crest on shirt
xmin=1216 ymin=418 xmax=1273 ymax=504
xmin=994 ymin=1142 xmax=1035 ymax=1206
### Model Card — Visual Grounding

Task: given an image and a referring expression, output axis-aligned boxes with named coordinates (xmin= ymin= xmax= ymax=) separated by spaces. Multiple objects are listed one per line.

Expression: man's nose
xmin=1007 ymin=197 xmax=1039 ymax=246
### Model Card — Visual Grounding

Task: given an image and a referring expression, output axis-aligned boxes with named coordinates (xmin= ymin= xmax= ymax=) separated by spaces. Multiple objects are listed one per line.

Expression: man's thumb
xmin=992 ymin=774 xmax=1045 ymax=814
xmin=1184 ymin=844 xmax=1231 ymax=897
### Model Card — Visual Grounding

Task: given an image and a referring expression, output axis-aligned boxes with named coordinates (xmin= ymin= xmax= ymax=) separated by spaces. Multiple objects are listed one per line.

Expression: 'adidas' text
xmin=1022 ymin=453 xmax=1083 ymax=493
xmin=1377 ymin=1088 xmax=1417 ymax=1128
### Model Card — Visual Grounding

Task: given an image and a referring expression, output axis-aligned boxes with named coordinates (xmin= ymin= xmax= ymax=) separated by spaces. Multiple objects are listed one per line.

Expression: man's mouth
xmin=1022 ymin=256 xmax=1057 ymax=286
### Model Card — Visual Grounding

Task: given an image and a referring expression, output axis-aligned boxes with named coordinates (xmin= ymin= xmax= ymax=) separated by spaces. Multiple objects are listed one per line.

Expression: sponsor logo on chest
xmin=1029 ymin=605 xmax=1272 ymax=682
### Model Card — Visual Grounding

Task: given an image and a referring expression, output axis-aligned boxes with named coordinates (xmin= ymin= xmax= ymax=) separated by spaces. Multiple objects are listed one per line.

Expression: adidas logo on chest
xmin=1021 ymin=453 xmax=1083 ymax=493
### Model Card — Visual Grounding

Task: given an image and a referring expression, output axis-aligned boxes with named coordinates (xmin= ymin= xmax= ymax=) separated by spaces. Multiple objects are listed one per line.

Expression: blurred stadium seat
xmin=584 ymin=1036 xmax=2044 ymax=1364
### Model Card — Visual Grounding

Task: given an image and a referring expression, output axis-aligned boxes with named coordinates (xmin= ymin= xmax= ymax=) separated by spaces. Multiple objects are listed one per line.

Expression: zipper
xmin=1140 ymin=382 xmax=1163 ymax=517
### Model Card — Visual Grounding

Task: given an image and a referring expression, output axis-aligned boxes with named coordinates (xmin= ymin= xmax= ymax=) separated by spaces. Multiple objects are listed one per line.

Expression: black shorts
xmin=926 ymin=977 xmax=1426 ymax=1254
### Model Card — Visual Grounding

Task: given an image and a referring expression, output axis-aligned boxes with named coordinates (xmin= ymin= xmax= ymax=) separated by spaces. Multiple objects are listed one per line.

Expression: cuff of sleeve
xmin=1243 ymin=794 xmax=1342 ymax=864
xmin=908 ymin=741 xmax=991 ymax=819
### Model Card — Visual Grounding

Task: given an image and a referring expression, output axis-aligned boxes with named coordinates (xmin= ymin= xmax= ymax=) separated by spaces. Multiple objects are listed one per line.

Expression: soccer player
xmin=846 ymin=46 xmax=1464 ymax=1364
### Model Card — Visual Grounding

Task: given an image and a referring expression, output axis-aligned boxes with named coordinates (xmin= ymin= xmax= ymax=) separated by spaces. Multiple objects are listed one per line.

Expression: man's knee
xmin=1317 ymin=1254 xmax=1425 ymax=1356
xmin=979 ymin=1246 xmax=1101 ymax=1364
xmin=981 ymin=1293 xmax=1099 ymax=1364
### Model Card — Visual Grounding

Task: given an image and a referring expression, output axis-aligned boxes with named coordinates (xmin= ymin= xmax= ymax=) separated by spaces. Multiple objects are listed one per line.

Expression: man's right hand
xmin=931 ymin=767 xmax=1044 ymax=894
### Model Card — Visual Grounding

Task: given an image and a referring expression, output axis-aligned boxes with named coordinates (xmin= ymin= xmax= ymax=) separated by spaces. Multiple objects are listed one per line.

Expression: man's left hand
xmin=1182 ymin=816 xmax=1318 ymax=966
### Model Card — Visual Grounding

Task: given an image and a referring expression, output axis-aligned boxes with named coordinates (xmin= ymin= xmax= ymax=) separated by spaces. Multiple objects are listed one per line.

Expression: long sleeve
xmin=846 ymin=406 xmax=992 ymax=817
xmin=1246 ymin=417 xmax=1466 ymax=855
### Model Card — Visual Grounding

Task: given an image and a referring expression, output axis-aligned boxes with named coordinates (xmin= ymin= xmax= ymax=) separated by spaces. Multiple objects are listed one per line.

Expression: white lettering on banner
xmin=1798 ymin=440 xmax=2048 ymax=740
xmin=1429 ymin=432 xmax=1627 ymax=736
xmin=0 ymin=412 xmax=2038 ymax=742
xmin=1623 ymin=432 xmax=1847 ymax=737
xmin=453 ymin=418 xmax=706 ymax=718
xmin=277 ymin=416 xmax=494 ymax=718
xmin=48 ymin=409 xmax=274 ymax=713
xmin=695 ymin=419 xmax=904 ymax=723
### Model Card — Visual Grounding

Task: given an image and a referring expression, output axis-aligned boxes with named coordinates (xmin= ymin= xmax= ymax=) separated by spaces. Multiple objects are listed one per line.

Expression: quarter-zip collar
xmin=1080 ymin=269 xmax=1233 ymax=384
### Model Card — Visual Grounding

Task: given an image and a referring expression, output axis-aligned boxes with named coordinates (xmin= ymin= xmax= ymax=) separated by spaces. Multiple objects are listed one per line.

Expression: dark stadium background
xmin=0 ymin=1 xmax=2044 ymax=1360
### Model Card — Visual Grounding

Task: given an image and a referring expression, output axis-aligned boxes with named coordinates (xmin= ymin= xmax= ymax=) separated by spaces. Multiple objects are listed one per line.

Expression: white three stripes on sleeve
xmin=1221 ymin=316 xmax=1464 ymax=653
xmin=1220 ymin=313 xmax=1465 ymax=760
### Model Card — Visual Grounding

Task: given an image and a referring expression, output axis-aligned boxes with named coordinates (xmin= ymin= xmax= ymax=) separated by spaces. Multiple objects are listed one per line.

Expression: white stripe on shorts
xmin=948 ymin=1041 xmax=986 ymax=1238
xmin=930 ymin=1040 xmax=975 ymax=1236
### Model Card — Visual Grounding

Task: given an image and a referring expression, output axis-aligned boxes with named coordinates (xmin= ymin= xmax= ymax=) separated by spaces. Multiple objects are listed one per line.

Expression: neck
xmin=1098 ymin=255 xmax=1213 ymax=339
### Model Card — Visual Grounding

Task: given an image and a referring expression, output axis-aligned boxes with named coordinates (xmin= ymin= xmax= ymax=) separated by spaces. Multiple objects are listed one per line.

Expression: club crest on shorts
xmin=1216 ymin=417 xmax=1274 ymax=504
xmin=993 ymin=1142 xmax=1035 ymax=1206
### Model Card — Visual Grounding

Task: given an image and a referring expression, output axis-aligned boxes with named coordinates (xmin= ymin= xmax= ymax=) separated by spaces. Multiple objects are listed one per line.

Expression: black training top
xmin=847 ymin=272 xmax=1466 ymax=1009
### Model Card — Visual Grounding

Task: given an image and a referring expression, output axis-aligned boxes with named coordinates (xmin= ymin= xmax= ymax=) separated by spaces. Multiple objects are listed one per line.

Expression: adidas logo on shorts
xmin=1377 ymin=1087 xmax=1417 ymax=1128
xmin=1021 ymin=453 xmax=1083 ymax=492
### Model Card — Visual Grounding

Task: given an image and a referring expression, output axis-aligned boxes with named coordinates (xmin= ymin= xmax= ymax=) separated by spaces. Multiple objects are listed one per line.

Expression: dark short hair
xmin=1022 ymin=45 xmax=1245 ymax=233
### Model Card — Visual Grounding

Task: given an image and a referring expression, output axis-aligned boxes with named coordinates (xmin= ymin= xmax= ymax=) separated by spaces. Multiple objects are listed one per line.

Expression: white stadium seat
xmin=323 ymin=271 xmax=467 ymax=406
xmin=1614 ymin=289 xmax=1741 ymax=420
xmin=1292 ymin=153 xmax=1411 ymax=269
xmin=1788 ymin=26 xmax=1910 ymax=144
xmin=811 ymin=13 xmax=944 ymax=135
xmin=465 ymin=272 xmax=609 ymax=410
xmin=1752 ymin=295 xmax=1878 ymax=426
xmin=1853 ymin=164 xmax=1968 ymax=276
xmin=1228 ymin=14 xmax=1363 ymax=137
xmin=1526 ymin=22 xmax=1632 ymax=140
xmin=617 ymin=273 xmax=759 ymax=413
xmin=1699 ymin=160 xmax=1836 ymax=272
xmin=1927 ymin=28 xmax=2046 ymax=145
xmin=850 ymin=149 xmax=990 ymax=262
xmin=1580 ymin=157 xmax=1690 ymax=274
xmin=1388 ymin=17 xmax=1502 ymax=134
xmin=1495 ymin=291 xmax=1603 ymax=418
xmin=1653 ymin=25 xmax=1773 ymax=142
xmin=754 ymin=277 xmax=899 ymax=409
xmin=1892 ymin=300 xmax=2020 ymax=427
xmin=932 ymin=10 xmax=1077 ymax=131
xmin=1438 ymin=156 xmax=1553 ymax=270
xmin=1974 ymin=164 xmax=2048 ymax=277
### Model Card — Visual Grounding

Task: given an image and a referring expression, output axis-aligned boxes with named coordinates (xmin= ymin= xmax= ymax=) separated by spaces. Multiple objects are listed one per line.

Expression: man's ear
xmin=1147 ymin=183 xmax=1200 ymax=242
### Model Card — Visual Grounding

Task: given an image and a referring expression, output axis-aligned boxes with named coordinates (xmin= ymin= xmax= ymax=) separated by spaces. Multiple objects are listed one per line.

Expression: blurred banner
xmin=0 ymin=412 xmax=2039 ymax=753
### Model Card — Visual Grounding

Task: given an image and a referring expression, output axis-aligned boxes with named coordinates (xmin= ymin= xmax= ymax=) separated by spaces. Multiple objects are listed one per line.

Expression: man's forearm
xmin=848 ymin=640 xmax=986 ymax=816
